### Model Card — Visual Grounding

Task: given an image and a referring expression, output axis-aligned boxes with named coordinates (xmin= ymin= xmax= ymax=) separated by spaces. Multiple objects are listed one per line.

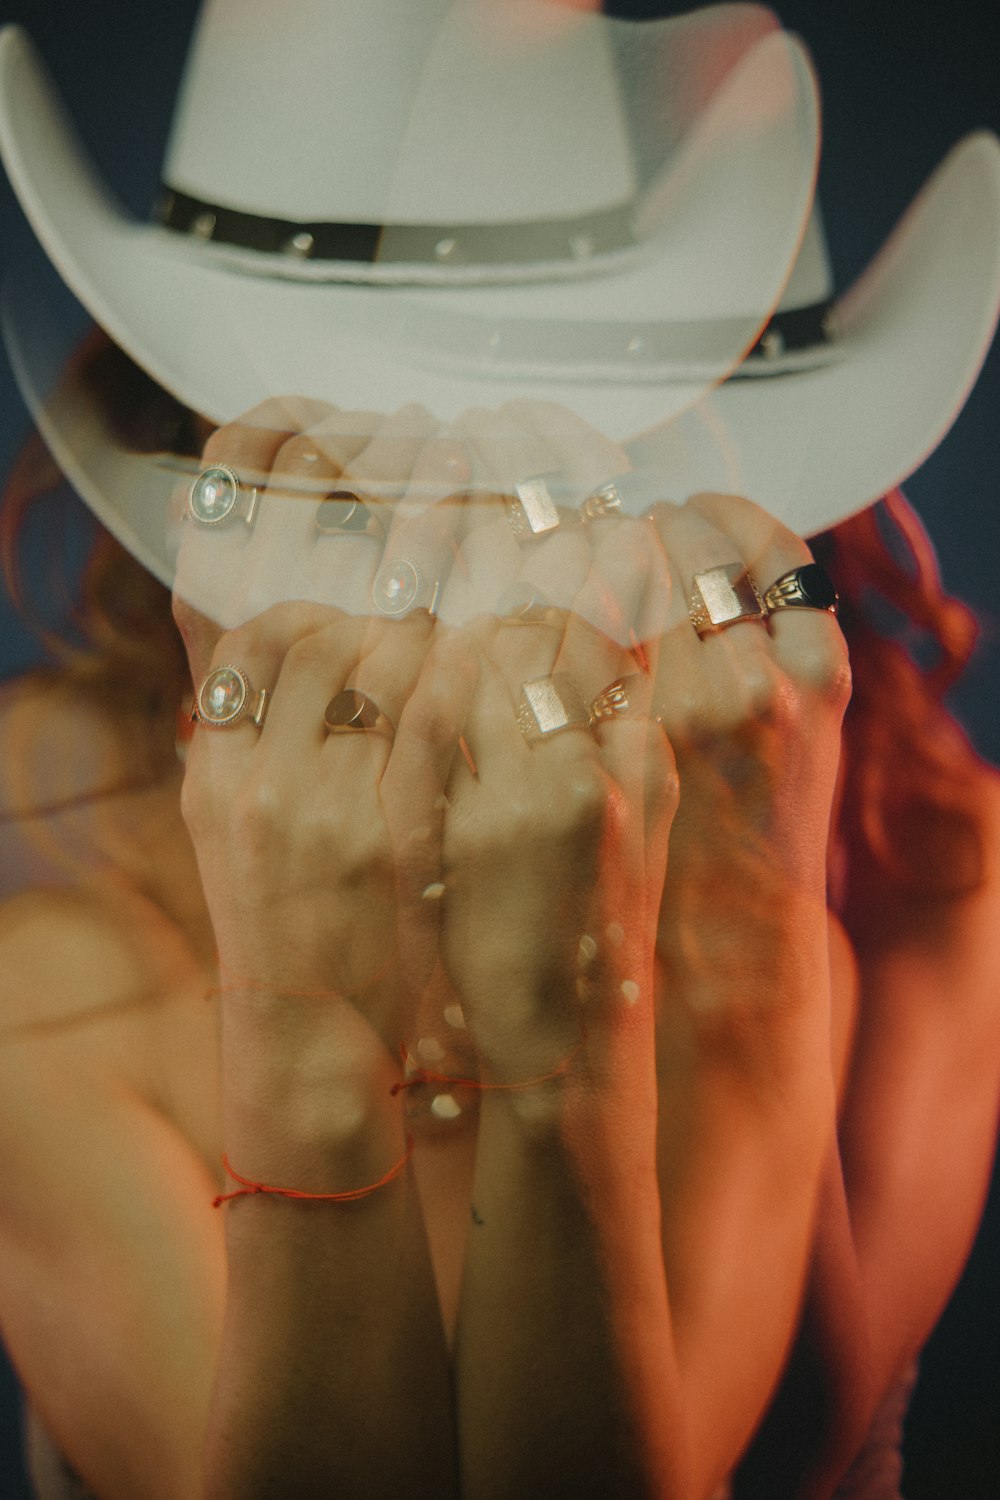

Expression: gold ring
xmin=688 ymin=563 xmax=765 ymax=637
xmin=588 ymin=674 xmax=641 ymax=723
xmin=763 ymin=564 xmax=839 ymax=615
xmin=516 ymin=674 xmax=591 ymax=742
xmin=581 ymin=482 xmax=624 ymax=522
xmin=372 ymin=558 xmax=442 ymax=617
xmin=496 ymin=581 xmax=560 ymax=626
xmin=323 ymin=689 xmax=395 ymax=740
xmin=505 ymin=473 xmax=565 ymax=541
xmin=314 ymin=489 xmax=386 ymax=539
xmin=193 ymin=665 xmax=269 ymax=728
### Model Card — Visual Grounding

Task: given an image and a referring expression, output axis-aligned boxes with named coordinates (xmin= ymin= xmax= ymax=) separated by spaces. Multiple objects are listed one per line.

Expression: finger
xmin=441 ymin=503 xmax=522 ymax=627
xmin=499 ymin=398 xmax=628 ymax=491
xmin=497 ymin=400 xmax=670 ymax=648
xmin=575 ymin=510 xmax=671 ymax=652
xmin=185 ymin=601 xmax=344 ymax=799
xmin=552 ymin=610 xmax=674 ymax=885
xmin=371 ymin=428 xmax=470 ymax=624
xmin=381 ymin=626 xmax=479 ymax=877
xmin=253 ymin=610 xmax=369 ymax=763
xmin=230 ymin=409 xmax=385 ymax=621
xmin=592 ymin=709 xmax=678 ymax=903
xmin=174 ymin=402 xmax=311 ymax=639
xmin=553 ymin=610 xmax=642 ymax=716
xmin=349 ymin=611 xmax=437 ymax=736
xmin=380 ymin=627 xmax=479 ymax=997
xmin=646 ymin=499 xmax=777 ymax=743
xmin=460 ymin=629 xmax=597 ymax=799
xmin=685 ymin=491 xmax=848 ymax=687
xmin=456 ymin=406 xmax=591 ymax=620
xmin=270 ymin=407 xmax=385 ymax=613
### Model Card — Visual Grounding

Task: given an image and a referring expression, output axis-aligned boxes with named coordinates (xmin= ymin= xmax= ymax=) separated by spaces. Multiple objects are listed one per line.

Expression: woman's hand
xmin=173 ymin=401 xmax=473 ymax=1499
xmin=429 ymin=406 xmax=688 ymax=1500
xmin=646 ymin=491 xmax=851 ymax=1490
xmin=174 ymin=402 xmax=473 ymax=1045
xmin=648 ymin=492 xmax=851 ymax=1057
xmin=431 ymin=403 xmax=675 ymax=1102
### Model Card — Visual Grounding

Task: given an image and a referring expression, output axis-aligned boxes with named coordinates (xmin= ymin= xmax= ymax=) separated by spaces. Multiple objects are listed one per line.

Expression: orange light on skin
xmin=458 ymin=735 xmax=479 ymax=780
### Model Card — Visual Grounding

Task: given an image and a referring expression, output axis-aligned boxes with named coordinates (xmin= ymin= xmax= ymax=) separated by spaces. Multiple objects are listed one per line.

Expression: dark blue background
xmin=1 ymin=3 xmax=997 ymax=1495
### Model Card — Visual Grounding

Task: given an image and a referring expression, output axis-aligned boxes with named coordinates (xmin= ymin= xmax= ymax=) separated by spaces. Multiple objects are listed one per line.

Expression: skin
xmin=0 ymin=399 xmax=996 ymax=1499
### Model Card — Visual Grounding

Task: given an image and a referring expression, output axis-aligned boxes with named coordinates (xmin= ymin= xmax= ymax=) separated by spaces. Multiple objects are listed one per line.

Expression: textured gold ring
xmin=763 ymin=564 xmax=839 ymax=615
xmin=516 ymin=674 xmax=592 ymax=742
xmin=688 ymin=563 xmax=765 ymax=637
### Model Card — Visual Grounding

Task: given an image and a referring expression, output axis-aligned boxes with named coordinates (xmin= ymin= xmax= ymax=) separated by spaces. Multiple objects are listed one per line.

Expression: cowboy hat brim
xmin=629 ymin=132 xmax=1000 ymax=534
xmin=7 ymin=129 xmax=998 ymax=568
xmin=0 ymin=20 xmax=819 ymax=438
xmin=6 ymin=132 xmax=998 ymax=635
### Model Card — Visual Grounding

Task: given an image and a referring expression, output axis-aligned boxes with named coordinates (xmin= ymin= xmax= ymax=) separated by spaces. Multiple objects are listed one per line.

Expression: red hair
xmin=812 ymin=494 xmax=985 ymax=934
xmin=1 ymin=332 xmax=196 ymax=783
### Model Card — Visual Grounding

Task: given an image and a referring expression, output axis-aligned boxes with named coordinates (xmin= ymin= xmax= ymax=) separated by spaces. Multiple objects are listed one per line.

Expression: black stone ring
xmin=763 ymin=563 xmax=839 ymax=616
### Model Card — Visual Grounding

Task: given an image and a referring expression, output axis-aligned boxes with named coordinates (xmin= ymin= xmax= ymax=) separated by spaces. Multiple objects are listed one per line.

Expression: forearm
xmin=455 ymin=1065 xmax=689 ymax=1500
xmin=732 ymin=1144 xmax=876 ymax=1500
xmin=203 ymin=995 xmax=457 ymax=1500
xmin=655 ymin=895 xmax=838 ymax=1489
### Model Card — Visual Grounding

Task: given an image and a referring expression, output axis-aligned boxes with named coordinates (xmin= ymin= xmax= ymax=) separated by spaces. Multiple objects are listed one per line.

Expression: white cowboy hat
xmin=0 ymin=0 xmax=819 ymax=428
xmin=2 ymin=0 xmax=996 ymax=565
xmin=0 ymin=0 xmax=821 ymax=572
xmin=628 ymin=131 xmax=1000 ymax=535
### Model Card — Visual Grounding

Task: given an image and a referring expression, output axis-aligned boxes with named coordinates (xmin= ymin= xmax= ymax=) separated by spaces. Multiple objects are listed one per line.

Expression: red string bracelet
xmin=391 ymin=1034 xmax=585 ymax=1096
xmin=213 ymin=1138 xmax=414 ymax=1208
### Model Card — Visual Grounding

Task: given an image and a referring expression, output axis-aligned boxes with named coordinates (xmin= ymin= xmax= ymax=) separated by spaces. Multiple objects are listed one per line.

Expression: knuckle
xmin=308 ymin=813 xmax=394 ymax=890
xmin=668 ymin=662 xmax=781 ymax=746
xmin=200 ymin=421 xmax=255 ymax=468
xmin=676 ymin=682 xmax=742 ymax=743
xmin=232 ymin=776 xmax=285 ymax=847
xmin=644 ymin=500 xmax=680 ymax=539
xmin=207 ymin=620 xmax=265 ymax=678
xmin=552 ymin=764 xmax=606 ymax=838
xmin=743 ymin=659 xmax=784 ymax=719
xmin=281 ymin=628 xmax=331 ymax=676
xmin=404 ymin=693 xmax=457 ymax=752
xmin=688 ymin=491 xmax=808 ymax=556
xmin=645 ymin=735 xmax=680 ymax=815
xmin=795 ymin=640 xmax=853 ymax=705
xmin=336 ymin=822 xmax=388 ymax=886
xmin=273 ymin=431 xmax=325 ymax=474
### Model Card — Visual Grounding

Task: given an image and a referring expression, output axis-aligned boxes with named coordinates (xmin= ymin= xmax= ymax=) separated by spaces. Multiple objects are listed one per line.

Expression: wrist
xmin=221 ymin=991 xmax=405 ymax=1169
